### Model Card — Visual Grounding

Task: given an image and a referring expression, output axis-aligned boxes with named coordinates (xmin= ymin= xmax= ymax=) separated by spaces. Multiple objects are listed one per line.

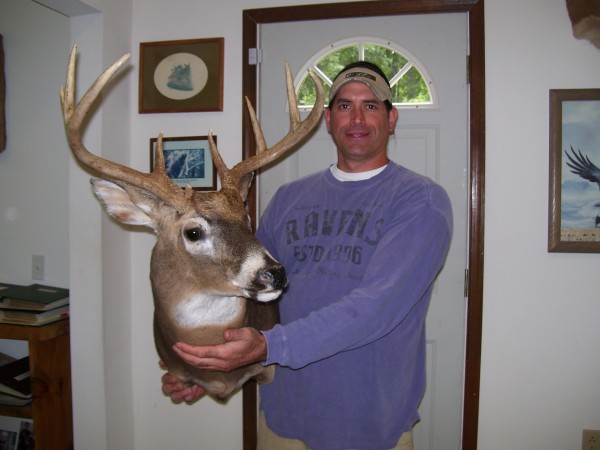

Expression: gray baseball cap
xmin=329 ymin=67 xmax=392 ymax=104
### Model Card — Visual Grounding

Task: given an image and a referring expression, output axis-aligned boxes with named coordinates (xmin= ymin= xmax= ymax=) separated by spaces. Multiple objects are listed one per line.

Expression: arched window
xmin=294 ymin=37 xmax=438 ymax=109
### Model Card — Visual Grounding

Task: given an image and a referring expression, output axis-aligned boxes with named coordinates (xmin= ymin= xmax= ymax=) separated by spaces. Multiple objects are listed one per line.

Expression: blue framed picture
xmin=150 ymin=135 xmax=217 ymax=191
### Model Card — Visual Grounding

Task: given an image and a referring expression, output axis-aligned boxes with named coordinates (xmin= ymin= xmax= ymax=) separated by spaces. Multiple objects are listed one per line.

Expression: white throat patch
xmin=174 ymin=294 xmax=244 ymax=329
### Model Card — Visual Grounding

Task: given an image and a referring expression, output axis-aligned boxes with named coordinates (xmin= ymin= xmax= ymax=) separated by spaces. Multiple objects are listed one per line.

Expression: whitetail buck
xmin=61 ymin=45 xmax=324 ymax=400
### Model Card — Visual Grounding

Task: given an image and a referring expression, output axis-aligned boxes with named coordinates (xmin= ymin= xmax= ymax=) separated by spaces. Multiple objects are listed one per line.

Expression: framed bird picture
xmin=548 ymin=88 xmax=600 ymax=252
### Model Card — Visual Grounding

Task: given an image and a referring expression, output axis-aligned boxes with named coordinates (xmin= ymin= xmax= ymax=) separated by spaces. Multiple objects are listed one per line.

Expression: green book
xmin=0 ymin=282 xmax=22 ymax=294
xmin=0 ymin=284 xmax=69 ymax=311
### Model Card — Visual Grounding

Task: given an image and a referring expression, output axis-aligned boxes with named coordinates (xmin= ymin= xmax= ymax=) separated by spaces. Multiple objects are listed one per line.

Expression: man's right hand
xmin=161 ymin=371 xmax=206 ymax=403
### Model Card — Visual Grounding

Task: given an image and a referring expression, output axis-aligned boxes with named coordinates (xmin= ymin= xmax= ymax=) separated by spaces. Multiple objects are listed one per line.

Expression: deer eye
xmin=184 ymin=227 xmax=204 ymax=242
xmin=181 ymin=218 xmax=213 ymax=256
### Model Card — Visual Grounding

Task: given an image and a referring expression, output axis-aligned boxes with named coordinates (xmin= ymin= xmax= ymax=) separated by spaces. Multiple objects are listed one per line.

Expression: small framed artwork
xmin=548 ymin=88 xmax=600 ymax=252
xmin=139 ymin=38 xmax=224 ymax=113
xmin=150 ymin=135 xmax=217 ymax=191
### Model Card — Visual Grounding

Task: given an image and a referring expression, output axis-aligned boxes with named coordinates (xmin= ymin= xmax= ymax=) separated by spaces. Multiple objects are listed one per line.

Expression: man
xmin=163 ymin=62 xmax=453 ymax=450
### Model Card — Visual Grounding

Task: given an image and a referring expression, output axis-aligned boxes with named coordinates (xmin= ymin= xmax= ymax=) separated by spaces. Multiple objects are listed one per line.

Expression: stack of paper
xmin=0 ymin=353 xmax=31 ymax=406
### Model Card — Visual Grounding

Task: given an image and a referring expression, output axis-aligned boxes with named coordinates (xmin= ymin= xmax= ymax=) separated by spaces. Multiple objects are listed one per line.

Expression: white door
xmin=256 ymin=13 xmax=468 ymax=450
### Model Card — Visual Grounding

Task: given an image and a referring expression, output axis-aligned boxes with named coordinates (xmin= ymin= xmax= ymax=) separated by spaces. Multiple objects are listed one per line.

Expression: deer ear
xmin=238 ymin=172 xmax=255 ymax=202
xmin=91 ymin=178 xmax=157 ymax=229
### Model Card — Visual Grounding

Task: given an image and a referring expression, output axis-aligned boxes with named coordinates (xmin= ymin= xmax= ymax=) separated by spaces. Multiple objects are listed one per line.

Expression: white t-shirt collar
xmin=330 ymin=164 xmax=388 ymax=181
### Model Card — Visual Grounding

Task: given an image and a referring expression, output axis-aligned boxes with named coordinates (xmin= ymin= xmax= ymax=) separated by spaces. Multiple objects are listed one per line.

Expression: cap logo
xmin=345 ymin=72 xmax=377 ymax=82
xmin=329 ymin=66 xmax=392 ymax=104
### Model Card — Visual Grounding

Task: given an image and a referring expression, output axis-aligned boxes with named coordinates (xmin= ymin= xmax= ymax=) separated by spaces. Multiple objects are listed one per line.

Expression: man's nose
xmin=351 ymin=108 xmax=365 ymax=124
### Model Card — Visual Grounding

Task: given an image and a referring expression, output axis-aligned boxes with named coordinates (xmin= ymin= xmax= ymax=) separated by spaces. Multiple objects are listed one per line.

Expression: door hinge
xmin=464 ymin=268 xmax=469 ymax=298
xmin=466 ymin=54 xmax=471 ymax=85
xmin=249 ymin=48 xmax=263 ymax=65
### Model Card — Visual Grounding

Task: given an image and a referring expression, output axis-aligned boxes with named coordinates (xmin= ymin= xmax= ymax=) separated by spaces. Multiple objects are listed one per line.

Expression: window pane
xmin=393 ymin=65 xmax=431 ymax=103
xmin=298 ymin=79 xmax=327 ymax=107
xmin=363 ymin=44 xmax=408 ymax=80
xmin=316 ymin=45 xmax=359 ymax=80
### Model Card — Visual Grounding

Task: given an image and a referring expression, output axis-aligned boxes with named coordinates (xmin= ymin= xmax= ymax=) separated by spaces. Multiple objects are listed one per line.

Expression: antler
xmin=210 ymin=61 xmax=325 ymax=192
xmin=60 ymin=45 xmax=192 ymax=212
xmin=62 ymin=45 xmax=323 ymax=205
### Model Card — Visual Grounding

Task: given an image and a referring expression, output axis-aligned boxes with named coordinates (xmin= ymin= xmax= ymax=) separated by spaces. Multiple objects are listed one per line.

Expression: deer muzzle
xmin=259 ymin=264 xmax=287 ymax=290
xmin=243 ymin=262 xmax=287 ymax=303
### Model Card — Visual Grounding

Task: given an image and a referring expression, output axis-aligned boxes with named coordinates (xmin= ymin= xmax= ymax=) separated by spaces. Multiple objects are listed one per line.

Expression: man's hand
xmin=172 ymin=327 xmax=268 ymax=372
xmin=160 ymin=371 xmax=206 ymax=403
xmin=160 ymin=327 xmax=267 ymax=402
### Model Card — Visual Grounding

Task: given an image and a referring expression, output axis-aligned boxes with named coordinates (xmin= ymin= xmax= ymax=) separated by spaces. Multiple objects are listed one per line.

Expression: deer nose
xmin=259 ymin=265 xmax=287 ymax=290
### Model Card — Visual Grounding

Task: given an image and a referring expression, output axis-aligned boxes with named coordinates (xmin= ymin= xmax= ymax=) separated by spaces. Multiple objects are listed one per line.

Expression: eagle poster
xmin=549 ymin=88 xmax=600 ymax=252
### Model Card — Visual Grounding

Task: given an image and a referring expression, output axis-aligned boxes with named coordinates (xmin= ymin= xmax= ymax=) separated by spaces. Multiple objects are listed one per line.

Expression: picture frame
xmin=548 ymin=88 xmax=600 ymax=252
xmin=150 ymin=135 xmax=217 ymax=191
xmin=139 ymin=38 xmax=224 ymax=113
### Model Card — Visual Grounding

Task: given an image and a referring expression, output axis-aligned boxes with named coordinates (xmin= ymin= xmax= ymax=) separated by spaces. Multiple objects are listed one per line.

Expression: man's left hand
xmin=172 ymin=327 xmax=268 ymax=372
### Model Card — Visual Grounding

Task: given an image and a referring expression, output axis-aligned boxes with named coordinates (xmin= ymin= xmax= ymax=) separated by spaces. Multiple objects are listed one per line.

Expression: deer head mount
xmin=61 ymin=45 xmax=324 ymax=400
xmin=566 ymin=0 xmax=600 ymax=49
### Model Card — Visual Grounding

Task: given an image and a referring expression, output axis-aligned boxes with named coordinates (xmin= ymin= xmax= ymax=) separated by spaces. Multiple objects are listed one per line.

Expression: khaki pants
xmin=257 ymin=411 xmax=413 ymax=450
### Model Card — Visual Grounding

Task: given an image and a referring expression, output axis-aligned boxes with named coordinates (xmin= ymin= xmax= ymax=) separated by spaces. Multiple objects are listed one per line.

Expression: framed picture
xmin=150 ymin=135 xmax=217 ymax=191
xmin=548 ymin=88 xmax=600 ymax=252
xmin=139 ymin=38 xmax=224 ymax=113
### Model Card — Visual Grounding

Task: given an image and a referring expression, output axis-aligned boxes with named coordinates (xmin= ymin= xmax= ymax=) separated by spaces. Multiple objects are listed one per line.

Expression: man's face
xmin=325 ymin=82 xmax=398 ymax=172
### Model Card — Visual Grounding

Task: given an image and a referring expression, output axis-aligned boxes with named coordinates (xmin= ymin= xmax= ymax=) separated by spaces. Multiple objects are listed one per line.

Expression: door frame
xmin=241 ymin=2 xmax=485 ymax=449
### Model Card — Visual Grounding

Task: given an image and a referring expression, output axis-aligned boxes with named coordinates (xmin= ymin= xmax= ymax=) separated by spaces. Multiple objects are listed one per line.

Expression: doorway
xmin=241 ymin=2 xmax=485 ymax=450
xmin=259 ymin=13 xmax=467 ymax=450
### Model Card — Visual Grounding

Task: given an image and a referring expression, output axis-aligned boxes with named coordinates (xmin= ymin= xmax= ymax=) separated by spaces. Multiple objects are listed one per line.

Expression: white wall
xmin=0 ymin=0 xmax=71 ymax=366
xmin=0 ymin=0 xmax=69 ymax=288
xmin=479 ymin=1 xmax=600 ymax=449
xmin=1 ymin=0 xmax=134 ymax=448
xmin=1 ymin=0 xmax=599 ymax=449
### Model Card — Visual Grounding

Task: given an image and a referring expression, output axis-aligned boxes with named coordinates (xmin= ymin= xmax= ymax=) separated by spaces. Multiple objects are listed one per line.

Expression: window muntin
xmin=294 ymin=37 xmax=438 ymax=110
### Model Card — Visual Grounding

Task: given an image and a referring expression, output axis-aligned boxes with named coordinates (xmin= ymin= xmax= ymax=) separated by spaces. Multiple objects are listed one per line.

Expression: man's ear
xmin=324 ymin=107 xmax=332 ymax=133
xmin=388 ymin=107 xmax=399 ymax=133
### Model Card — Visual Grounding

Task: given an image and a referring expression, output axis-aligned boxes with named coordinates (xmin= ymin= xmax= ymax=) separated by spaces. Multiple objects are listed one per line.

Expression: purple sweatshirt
xmin=257 ymin=162 xmax=452 ymax=450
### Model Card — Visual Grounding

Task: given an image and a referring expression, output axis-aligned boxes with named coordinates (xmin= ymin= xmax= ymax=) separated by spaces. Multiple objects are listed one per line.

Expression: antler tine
xmin=222 ymin=62 xmax=325 ymax=191
xmin=208 ymin=130 xmax=233 ymax=187
xmin=61 ymin=44 xmax=191 ymax=212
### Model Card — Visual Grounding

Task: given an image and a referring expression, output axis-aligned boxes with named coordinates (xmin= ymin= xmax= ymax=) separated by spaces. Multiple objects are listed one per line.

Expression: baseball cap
xmin=329 ymin=66 xmax=392 ymax=104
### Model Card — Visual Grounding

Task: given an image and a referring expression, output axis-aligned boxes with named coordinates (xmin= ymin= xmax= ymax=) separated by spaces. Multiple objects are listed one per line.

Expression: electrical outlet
xmin=32 ymin=254 xmax=45 ymax=280
xmin=583 ymin=429 xmax=600 ymax=450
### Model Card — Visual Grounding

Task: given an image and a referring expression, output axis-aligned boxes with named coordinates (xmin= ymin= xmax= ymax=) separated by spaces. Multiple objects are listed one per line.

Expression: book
xmin=16 ymin=420 xmax=34 ymax=450
xmin=0 ymin=355 xmax=30 ymax=406
xmin=0 ymin=283 xmax=23 ymax=295
xmin=0 ymin=284 xmax=69 ymax=312
xmin=0 ymin=416 xmax=33 ymax=450
xmin=0 ymin=357 xmax=31 ymax=400
xmin=0 ymin=426 xmax=17 ymax=450
xmin=0 ymin=305 xmax=69 ymax=327
xmin=0 ymin=352 xmax=15 ymax=367
xmin=0 ymin=392 xmax=31 ymax=407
